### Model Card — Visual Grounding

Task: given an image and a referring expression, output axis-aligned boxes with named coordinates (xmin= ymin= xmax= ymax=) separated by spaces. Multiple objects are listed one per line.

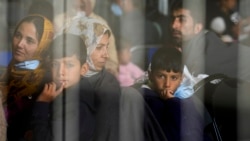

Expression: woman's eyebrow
xmin=27 ymin=36 xmax=37 ymax=43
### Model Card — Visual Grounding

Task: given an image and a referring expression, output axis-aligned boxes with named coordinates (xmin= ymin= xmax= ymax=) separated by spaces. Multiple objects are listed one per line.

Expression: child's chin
xmin=55 ymin=82 xmax=67 ymax=89
xmin=63 ymin=85 xmax=68 ymax=89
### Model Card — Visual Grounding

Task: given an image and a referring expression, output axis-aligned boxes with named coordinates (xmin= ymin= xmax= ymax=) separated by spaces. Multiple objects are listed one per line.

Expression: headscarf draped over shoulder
xmin=0 ymin=15 xmax=54 ymax=103
xmin=57 ymin=14 xmax=110 ymax=76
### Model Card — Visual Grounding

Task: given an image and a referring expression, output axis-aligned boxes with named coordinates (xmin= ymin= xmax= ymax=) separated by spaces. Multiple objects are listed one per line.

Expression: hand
xmin=160 ymin=89 xmax=174 ymax=99
xmin=37 ymin=82 xmax=65 ymax=102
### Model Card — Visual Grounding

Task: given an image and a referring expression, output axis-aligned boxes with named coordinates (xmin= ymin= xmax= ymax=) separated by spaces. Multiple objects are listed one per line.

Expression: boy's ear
xmin=80 ymin=63 xmax=89 ymax=76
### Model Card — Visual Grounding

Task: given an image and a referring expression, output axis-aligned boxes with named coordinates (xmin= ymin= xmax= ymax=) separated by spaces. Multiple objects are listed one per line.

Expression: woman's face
xmin=12 ymin=22 xmax=39 ymax=62
xmin=90 ymin=33 xmax=109 ymax=71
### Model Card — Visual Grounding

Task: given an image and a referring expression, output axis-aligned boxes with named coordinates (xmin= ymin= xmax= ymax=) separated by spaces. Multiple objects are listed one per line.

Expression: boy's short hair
xmin=49 ymin=34 xmax=87 ymax=64
xmin=150 ymin=47 xmax=184 ymax=73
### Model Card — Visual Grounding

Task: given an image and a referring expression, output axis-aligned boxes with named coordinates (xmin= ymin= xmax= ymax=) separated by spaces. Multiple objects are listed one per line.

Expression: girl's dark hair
xmin=49 ymin=34 xmax=87 ymax=65
xmin=151 ymin=47 xmax=183 ymax=73
xmin=14 ymin=15 xmax=45 ymax=43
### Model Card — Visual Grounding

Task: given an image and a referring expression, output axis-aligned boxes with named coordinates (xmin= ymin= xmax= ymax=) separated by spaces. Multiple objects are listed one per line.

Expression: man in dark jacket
xmin=168 ymin=0 xmax=239 ymax=79
xmin=168 ymin=1 xmax=250 ymax=141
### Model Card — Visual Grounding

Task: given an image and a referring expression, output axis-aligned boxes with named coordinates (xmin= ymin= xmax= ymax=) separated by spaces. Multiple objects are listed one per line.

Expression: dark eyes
xmin=14 ymin=32 xmax=36 ymax=45
xmin=96 ymin=45 xmax=103 ymax=50
xmin=65 ymin=63 xmax=74 ymax=68
xmin=156 ymin=74 xmax=165 ymax=79
xmin=14 ymin=32 xmax=22 ymax=39
xmin=171 ymin=76 xmax=178 ymax=80
xmin=51 ymin=62 xmax=59 ymax=68
xmin=156 ymin=74 xmax=178 ymax=80
xmin=171 ymin=16 xmax=187 ymax=23
xmin=179 ymin=17 xmax=187 ymax=23
xmin=27 ymin=38 xmax=35 ymax=44
xmin=96 ymin=44 xmax=109 ymax=50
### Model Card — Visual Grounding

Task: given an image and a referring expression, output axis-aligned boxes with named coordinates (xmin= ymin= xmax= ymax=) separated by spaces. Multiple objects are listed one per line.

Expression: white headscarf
xmin=56 ymin=13 xmax=110 ymax=77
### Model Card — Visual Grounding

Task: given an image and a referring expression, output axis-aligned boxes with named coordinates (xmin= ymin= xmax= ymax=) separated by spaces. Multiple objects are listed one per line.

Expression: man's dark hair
xmin=151 ymin=47 xmax=183 ymax=73
xmin=170 ymin=0 xmax=205 ymax=24
xmin=49 ymin=34 xmax=87 ymax=65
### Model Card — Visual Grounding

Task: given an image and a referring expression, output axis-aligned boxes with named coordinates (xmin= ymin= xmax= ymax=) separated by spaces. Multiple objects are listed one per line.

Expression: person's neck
xmin=83 ymin=68 xmax=102 ymax=77
xmin=147 ymin=80 xmax=154 ymax=90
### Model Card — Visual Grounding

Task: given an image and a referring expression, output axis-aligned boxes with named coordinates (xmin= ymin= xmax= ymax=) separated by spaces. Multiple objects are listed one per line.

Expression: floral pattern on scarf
xmin=57 ymin=14 xmax=110 ymax=77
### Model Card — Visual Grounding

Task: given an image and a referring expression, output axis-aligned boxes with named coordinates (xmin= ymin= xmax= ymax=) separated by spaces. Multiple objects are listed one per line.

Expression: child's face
xmin=149 ymin=69 xmax=183 ymax=98
xmin=51 ymin=55 xmax=87 ymax=89
xmin=118 ymin=47 xmax=131 ymax=65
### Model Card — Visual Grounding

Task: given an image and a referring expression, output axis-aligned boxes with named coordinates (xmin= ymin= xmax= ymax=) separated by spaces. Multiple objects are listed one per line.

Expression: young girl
xmin=117 ymin=39 xmax=144 ymax=87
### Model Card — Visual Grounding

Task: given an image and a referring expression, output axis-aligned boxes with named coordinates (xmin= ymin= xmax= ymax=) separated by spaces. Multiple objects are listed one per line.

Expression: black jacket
xmin=183 ymin=31 xmax=238 ymax=78
xmin=31 ymin=70 xmax=120 ymax=141
xmin=140 ymin=87 xmax=207 ymax=141
xmin=84 ymin=69 xmax=121 ymax=141
xmin=31 ymin=82 xmax=95 ymax=141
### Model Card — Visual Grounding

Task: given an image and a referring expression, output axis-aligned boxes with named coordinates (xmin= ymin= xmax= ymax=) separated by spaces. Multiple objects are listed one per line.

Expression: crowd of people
xmin=0 ymin=0 xmax=250 ymax=140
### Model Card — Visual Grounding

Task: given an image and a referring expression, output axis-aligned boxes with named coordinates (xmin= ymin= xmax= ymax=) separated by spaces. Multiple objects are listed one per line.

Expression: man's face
xmin=170 ymin=8 xmax=199 ymax=46
xmin=149 ymin=69 xmax=183 ymax=98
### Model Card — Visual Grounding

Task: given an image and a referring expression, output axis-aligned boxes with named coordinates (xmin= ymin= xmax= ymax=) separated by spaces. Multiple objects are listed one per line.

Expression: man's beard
xmin=172 ymin=36 xmax=183 ymax=48
xmin=171 ymin=29 xmax=183 ymax=48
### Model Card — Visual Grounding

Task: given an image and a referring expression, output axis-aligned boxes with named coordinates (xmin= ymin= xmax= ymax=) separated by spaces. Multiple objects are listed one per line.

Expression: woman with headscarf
xmin=54 ymin=0 xmax=119 ymax=76
xmin=0 ymin=15 xmax=54 ymax=141
xmin=62 ymin=16 xmax=120 ymax=141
